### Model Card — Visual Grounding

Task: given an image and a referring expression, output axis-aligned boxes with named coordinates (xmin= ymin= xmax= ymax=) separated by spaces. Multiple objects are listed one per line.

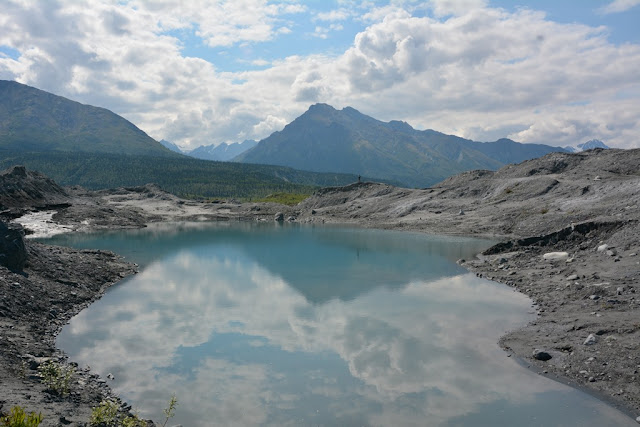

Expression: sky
xmin=1 ymin=0 xmax=639 ymax=150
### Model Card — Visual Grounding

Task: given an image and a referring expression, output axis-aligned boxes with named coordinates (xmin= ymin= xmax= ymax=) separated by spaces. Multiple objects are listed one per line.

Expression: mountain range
xmin=160 ymin=139 xmax=258 ymax=161
xmin=190 ymin=140 xmax=258 ymax=161
xmin=1 ymin=79 xmax=606 ymax=195
xmin=0 ymin=81 xmax=363 ymax=198
xmin=235 ymin=104 xmax=566 ymax=188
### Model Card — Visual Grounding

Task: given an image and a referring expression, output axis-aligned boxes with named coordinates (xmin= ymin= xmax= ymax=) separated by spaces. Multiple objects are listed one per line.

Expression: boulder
xmin=274 ymin=212 xmax=284 ymax=222
xmin=584 ymin=334 xmax=597 ymax=345
xmin=542 ymin=252 xmax=569 ymax=260
xmin=532 ymin=349 xmax=552 ymax=361
xmin=0 ymin=221 xmax=27 ymax=271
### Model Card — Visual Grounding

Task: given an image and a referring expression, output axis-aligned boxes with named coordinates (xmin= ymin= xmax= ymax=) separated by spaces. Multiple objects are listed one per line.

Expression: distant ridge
xmin=564 ymin=139 xmax=610 ymax=153
xmin=0 ymin=80 xmax=176 ymax=157
xmin=159 ymin=139 xmax=184 ymax=154
xmin=189 ymin=140 xmax=257 ymax=161
xmin=235 ymin=103 xmax=565 ymax=188
xmin=159 ymin=139 xmax=258 ymax=161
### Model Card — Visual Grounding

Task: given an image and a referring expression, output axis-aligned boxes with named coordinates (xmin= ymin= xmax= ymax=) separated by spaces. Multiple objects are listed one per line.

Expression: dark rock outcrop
xmin=0 ymin=221 xmax=26 ymax=271
xmin=0 ymin=165 xmax=70 ymax=216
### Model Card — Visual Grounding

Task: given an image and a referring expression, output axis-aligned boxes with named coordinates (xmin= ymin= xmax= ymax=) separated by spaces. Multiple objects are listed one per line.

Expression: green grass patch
xmin=255 ymin=192 xmax=310 ymax=206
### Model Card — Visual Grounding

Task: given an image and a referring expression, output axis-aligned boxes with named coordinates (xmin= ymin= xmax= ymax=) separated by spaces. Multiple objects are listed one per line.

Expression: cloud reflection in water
xmin=57 ymin=226 xmax=634 ymax=426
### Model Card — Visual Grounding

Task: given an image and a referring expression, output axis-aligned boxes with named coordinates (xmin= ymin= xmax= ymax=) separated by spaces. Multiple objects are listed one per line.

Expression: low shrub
xmin=37 ymin=360 xmax=73 ymax=396
xmin=89 ymin=400 xmax=119 ymax=426
xmin=1 ymin=406 xmax=43 ymax=427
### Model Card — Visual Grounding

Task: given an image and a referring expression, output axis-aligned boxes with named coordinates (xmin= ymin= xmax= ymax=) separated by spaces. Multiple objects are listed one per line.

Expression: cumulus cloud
xmin=598 ymin=0 xmax=640 ymax=14
xmin=312 ymin=23 xmax=344 ymax=39
xmin=428 ymin=0 xmax=488 ymax=17
xmin=1 ymin=0 xmax=639 ymax=149
xmin=132 ymin=0 xmax=304 ymax=47
xmin=315 ymin=8 xmax=351 ymax=22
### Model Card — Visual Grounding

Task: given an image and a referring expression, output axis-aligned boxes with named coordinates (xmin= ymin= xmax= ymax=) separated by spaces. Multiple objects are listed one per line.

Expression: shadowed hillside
xmin=0 ymin=80 xmax=176 ymax=156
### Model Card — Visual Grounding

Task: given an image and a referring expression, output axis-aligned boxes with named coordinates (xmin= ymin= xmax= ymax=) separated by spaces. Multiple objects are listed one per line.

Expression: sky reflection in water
xmin=53 ymin=223 xmax=634 ymax=426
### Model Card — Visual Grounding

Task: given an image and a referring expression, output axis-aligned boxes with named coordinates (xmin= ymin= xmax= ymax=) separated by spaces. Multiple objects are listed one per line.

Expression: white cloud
xmin=598 ymin=0 xmax=640 ymax=14
xmin=1 ymin=0 xmax=639 ymax=150
xmin=312 ymin=23 xmax=344 ymax=39
xmin=132 ymin=0 xmax=304 ymax=47
xmin=251 ymin=58 xmax=270 ymax=66
xmin=315 ymin=8 xmax=351 ymax=22
xmin=428 ymin=0 xmax=488 ymax=17
xmin=252 ymin=114 xmax=288 ymax=135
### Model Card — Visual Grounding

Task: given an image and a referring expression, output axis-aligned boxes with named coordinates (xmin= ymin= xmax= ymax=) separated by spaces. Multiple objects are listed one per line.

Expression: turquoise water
xmin=48 ymin=223 xmax=634 ymax=426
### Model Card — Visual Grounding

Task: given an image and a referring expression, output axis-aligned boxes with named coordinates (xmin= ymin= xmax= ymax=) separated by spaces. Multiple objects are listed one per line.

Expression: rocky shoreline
xmin=1 ymin=148 xmax=640 ymax=425
xmin=0 ymin=236 xmax=139 ymax=425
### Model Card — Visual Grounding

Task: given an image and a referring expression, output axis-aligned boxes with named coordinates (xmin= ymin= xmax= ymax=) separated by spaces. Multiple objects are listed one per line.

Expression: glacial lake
xmin=45 ymin=222 xmax=634 ymax=426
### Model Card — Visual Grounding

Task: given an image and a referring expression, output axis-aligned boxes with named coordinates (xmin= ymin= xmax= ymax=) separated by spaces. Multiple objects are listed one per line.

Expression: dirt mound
xmin=493 ymin=148 xmax=640 ymax=179
xmin=300 ymin=182 xmax=397 ymax=209
xmin=0 ymin=165 xmax=70 ymax=216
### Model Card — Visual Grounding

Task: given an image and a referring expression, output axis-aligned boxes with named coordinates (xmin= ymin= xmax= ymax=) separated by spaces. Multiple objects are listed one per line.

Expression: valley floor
xmin=1 ymin=148 xmax=639 ymax=425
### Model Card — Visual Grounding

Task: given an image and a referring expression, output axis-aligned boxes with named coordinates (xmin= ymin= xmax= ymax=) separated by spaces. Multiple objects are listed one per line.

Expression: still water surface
xmin=46 ymin=223 xmax=634 ymax=426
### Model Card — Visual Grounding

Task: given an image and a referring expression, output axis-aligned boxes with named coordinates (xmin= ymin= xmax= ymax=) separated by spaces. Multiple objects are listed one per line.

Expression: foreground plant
xmin=90 ymin=395 xmax=176 ymax=426
xmin=1 ymin=406 xmax=43 ymax=427
xmin=120 ymin=414 xmax=147 ymax=427
xmin=161 ymin=395 xmax=178 ymax=427
xmin=89 ymin=400 xmax=119 ymax=426
xmin=37 ymin=360 xmax=73 ymax=396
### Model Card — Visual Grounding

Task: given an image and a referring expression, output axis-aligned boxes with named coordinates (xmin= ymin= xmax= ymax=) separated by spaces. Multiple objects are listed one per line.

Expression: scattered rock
xmin=533 ymin=349 xmax=553 ymax=361
xmin=543 ymin=252 xmax=569 ymax=260
xmin=597 ymin=244 xmax=609 ymax=252
xmin=566 ymin=274 xmax=579 ymax=281
xmin=584 ymin=334 xmax=598 ymax=345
